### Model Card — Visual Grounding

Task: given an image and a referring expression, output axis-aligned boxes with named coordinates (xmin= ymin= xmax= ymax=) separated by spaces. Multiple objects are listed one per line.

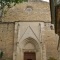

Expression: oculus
xmin=25 ymin=6 xmax=33 ymax=13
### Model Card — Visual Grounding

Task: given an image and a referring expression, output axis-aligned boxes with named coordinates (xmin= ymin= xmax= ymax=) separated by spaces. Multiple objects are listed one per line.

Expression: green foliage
xmin=0 ymin=51 xmax=3 ymax=58
xmin=0 ymin=0 xmax=28 ymax=19
xmin=0 ymin=0 xmax=28 ymax=8
xmin=48 ymin=57 xmax=57 ymax=60
xmin=0 ymin=0 xmax=28 ymax=3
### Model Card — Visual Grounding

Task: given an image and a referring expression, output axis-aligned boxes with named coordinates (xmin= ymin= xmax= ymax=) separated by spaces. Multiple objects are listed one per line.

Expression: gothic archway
xmin=20 ymin=37 xmax=40 ymax=51
xmin=18 ymin=37 xmax=40 ymax=60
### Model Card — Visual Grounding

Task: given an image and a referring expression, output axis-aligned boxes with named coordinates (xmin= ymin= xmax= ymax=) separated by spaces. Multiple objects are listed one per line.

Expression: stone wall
xmin=44 ymin=23 xmax=58 ymax=59
xmin=0 ymin=23 xmax=14 ymax=60
xmin=2 ymin=2 xmax=51 ymax=22
xmin=0 ymin=2 xmax=58 ymax=60
xmin=0 ymin=22 xmax=58 ymax=60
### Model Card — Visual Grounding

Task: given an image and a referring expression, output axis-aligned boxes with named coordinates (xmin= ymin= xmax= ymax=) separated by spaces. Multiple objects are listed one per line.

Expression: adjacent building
xmin=50 ymin=0 xmax=60 ymax=60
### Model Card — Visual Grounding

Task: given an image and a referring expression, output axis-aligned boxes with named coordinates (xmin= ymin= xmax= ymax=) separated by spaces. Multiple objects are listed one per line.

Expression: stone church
xmin=0 ymin=0 xmax=58 ymax=60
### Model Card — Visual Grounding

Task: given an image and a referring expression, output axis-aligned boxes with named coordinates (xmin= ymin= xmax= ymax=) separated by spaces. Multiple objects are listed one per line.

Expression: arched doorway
xmin=13 ymin=22 xmax=47 ymax=60
xmin=19 ymin=37 xmax=40 ymax=60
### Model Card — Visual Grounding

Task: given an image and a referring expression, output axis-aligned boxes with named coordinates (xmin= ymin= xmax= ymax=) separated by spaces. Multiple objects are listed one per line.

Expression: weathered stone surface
xmin=0 ymin=23 xmax=14 ymax=60
xmin=0 ymin=1 xmax=58 ymax=60
xmin=2 ymin=2 xmax=51 ymax=22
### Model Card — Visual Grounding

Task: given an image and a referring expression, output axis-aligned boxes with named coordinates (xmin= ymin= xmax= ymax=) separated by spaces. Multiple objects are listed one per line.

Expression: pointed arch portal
xmin=20 ymin=37 xmax=40 ymax=51
xmin=13 ymin=22 xmax=47 ymax=60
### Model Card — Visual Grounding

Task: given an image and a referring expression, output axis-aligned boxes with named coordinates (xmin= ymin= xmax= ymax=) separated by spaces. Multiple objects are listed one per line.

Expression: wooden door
xmin=24 ymin=52 xmax=36 ymax=60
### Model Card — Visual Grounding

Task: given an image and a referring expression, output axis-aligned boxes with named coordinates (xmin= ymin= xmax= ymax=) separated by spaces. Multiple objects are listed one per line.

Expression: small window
xmin=25 ymin=6 xmax=33 ymax=13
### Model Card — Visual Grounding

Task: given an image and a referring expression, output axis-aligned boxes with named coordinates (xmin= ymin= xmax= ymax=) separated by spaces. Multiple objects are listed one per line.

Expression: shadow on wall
xmin=0 ymin=50 xmax=3 ymax=58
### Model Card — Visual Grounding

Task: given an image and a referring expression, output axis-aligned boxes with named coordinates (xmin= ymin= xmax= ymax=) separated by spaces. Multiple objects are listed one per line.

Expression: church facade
xmin=0 ymin=1 xmax=58 ymax=60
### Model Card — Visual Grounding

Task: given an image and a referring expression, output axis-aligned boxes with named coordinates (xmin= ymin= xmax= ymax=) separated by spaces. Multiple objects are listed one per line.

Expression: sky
xmin=43 ymin=0 xmax=49 ymax=2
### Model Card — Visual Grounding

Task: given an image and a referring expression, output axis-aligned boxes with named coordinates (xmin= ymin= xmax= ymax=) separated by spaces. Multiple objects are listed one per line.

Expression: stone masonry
xmin=0 ymin=1 xmax=58 ymax=60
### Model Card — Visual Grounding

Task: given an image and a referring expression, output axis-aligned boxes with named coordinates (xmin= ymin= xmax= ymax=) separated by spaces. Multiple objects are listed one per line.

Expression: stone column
xmin=39 ymin=22 xmax=47 ymax=60
xmin=42 ymin=44 xmax=47 ymax=60
xmin=13 ymin=22 xmax=19 ymax=60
